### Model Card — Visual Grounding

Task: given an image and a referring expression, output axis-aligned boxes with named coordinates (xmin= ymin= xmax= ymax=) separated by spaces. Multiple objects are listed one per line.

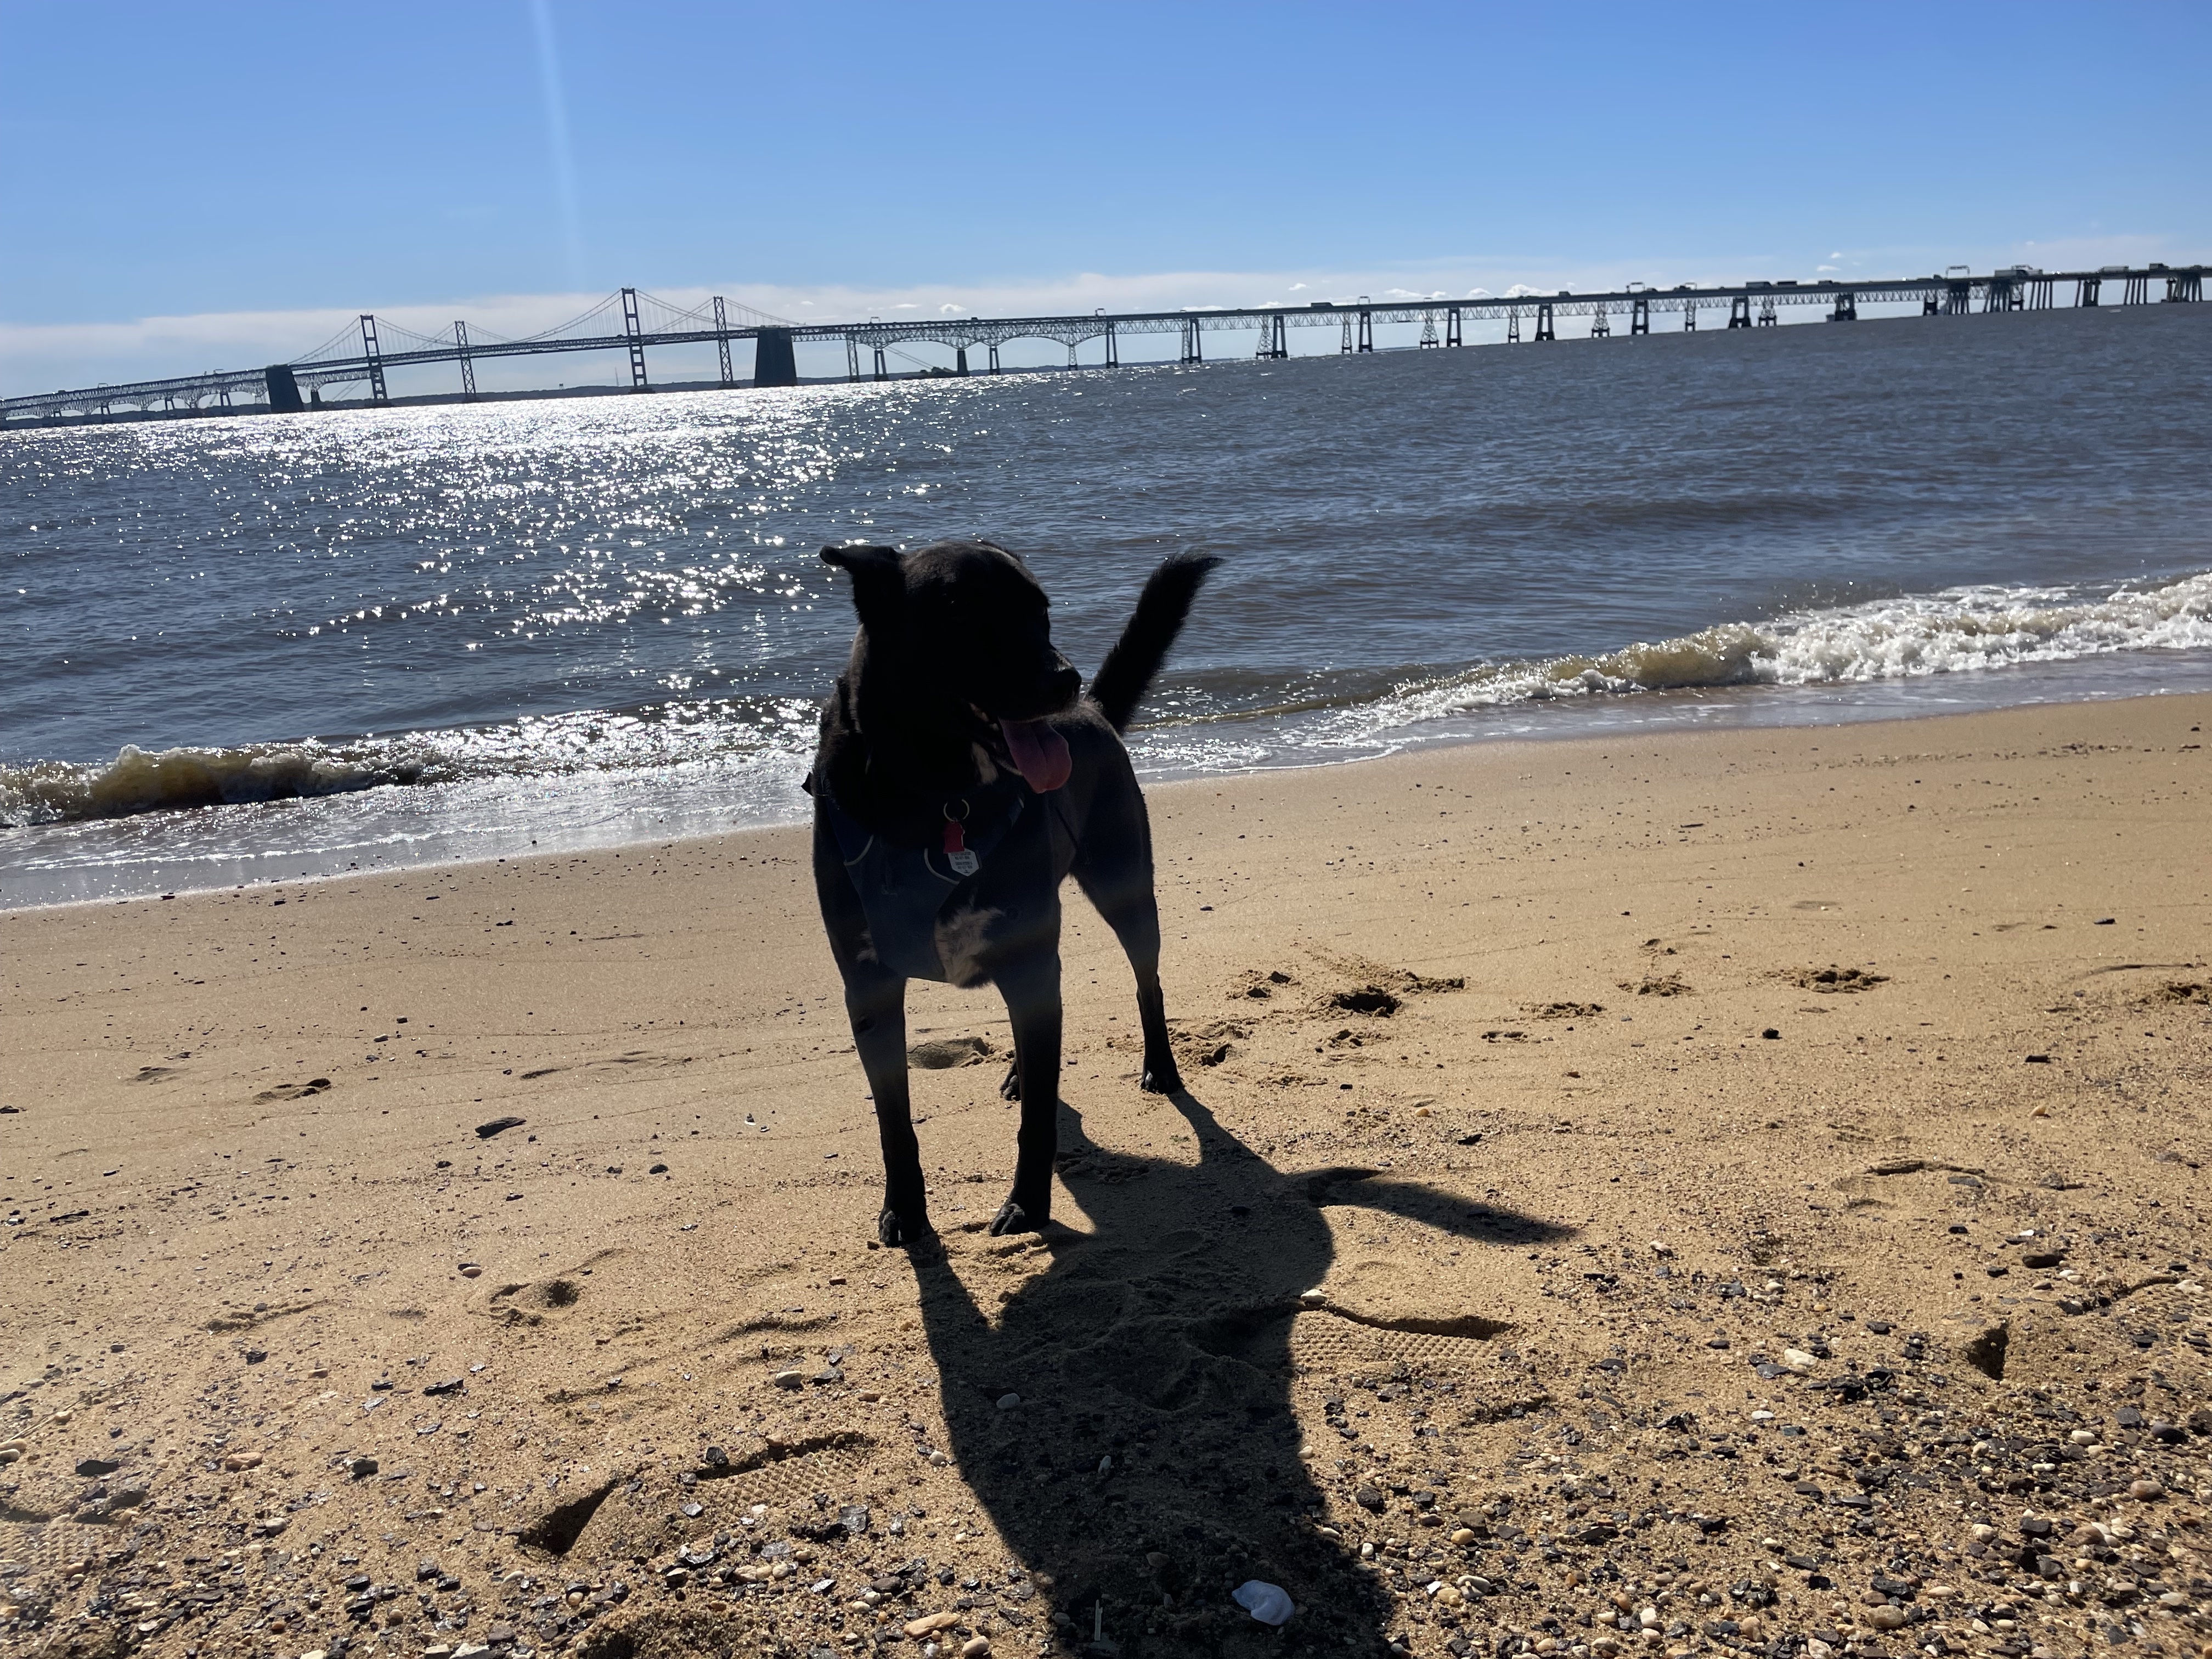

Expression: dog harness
xmin=816 ymin=780 xmax=1031 ymax=982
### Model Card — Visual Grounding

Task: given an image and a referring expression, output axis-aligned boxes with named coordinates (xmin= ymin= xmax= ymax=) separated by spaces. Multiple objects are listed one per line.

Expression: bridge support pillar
xmin=873 ymin=345 xmax=888 ymax=381
xmin=2078 ymin=276 xmax=2101 ymax=307
xmin=1534 ymin=302 xmax=1554 ymax=341
xmin=263 ymin=365 xmax=305 ymax=414
xmin=2029 ymin=276 xmax=2054 ymax=308
xmin=1419 ymin=310 xmax=1440 ymax=348
xmin=754 ymin=328 xmax=799 ymax=387
xmin=989 ymin=341 xmax=1002 ymax=374
xmin=1067 ymin=341 xmax=1080 ymax=369
xmin=1758 ymin=298 xmax=1778 ymax=325
xmin=621 ymin=288 xmax=650 ymax=390
xmin=713 ymin=298 xmax=735 ymax=387
xmin=1827 ymin=291 xmax=1856 ymax=322
xmin=1726 ymin=297 xmax=1752 ymax=329
xmin=1340 ymin=314 xmax=1354 ymax=353
xmin=454 ymin=321 xmax=478 ymax=399
xmin=1683 ymin=302 xmax=1696 ymax=332
xmin=1945 ymin=281 xmax=1973 ymax=316
xmin=1181 ymin=319 xmax=1202 ymax=363
xmin=360 ymin=314 xmax=388 ymax=404
xmin=1446 ymin=305 xmax=1463 ymax=347
xmin=1630 ymin=296 xmax=1649 ymax=335
xmin=1983 ymin=277 xmax=2015 ymax=313
xmin=1357 ymin=308 xmax=1374 ymax=351
xmin=2124 ymin=273 xmax=2149 ymax=305
xmin=1507 ymin=308 xmax=1521 ymax=343
xmin=956 ymin=347 xmax=969 ymax=376
xmin=2168 ymin=268 xmax=2204 ymax=303
xmin=1589 ymin=307 xmax=1609 ymax=339
xmin=1105 ymin=324 xmax=1119 ymax=367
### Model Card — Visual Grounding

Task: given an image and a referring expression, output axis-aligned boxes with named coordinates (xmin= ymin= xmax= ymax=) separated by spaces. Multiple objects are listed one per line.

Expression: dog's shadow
xmin=906 ymin=1083 xmax=1571 ymax=1657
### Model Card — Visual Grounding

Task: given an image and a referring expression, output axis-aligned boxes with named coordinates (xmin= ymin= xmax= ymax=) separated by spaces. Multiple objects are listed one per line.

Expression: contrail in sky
xmin=529 ymin=0 xmax=587 ymax=292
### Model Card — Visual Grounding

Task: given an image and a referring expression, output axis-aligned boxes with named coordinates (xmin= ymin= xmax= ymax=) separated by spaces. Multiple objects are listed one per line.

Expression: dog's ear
xmin=821 ymin=544 xmax=906 ymax=632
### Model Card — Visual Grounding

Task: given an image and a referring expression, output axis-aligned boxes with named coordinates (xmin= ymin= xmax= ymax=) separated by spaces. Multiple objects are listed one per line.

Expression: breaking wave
xmin=4 ymin=570 xmax=2207 ymax=830
xmin=0 ymin=695 xmax=820 ymax=829
xmin=1304 ymin=568 xmax=2212 ymax=743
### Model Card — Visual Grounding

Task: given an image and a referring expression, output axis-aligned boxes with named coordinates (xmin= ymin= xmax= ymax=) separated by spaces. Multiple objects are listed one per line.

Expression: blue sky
xmin=2 ymin=1 xmax=2206 ymax=391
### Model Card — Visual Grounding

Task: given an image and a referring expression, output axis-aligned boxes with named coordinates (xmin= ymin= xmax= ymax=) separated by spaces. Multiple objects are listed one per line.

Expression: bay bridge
xmin=3 ymin=262 xmax=2202 ymax=428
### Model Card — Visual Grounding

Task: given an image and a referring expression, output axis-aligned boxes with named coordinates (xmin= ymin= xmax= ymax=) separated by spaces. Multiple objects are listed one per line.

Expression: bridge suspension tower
xmin=360 ymin=314 xmax=388 ymax=404
xmin=620 ymin=288 xmax=650 ymax=390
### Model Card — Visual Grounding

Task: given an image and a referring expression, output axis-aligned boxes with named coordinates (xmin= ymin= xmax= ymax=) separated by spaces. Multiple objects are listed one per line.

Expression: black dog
xmin=809 ymin=539 xmax=1216 ymax=1246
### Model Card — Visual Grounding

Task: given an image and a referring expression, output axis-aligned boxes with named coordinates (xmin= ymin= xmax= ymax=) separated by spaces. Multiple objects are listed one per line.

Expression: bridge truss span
xmin=4 ymin=265 xmax=2201 ymax=426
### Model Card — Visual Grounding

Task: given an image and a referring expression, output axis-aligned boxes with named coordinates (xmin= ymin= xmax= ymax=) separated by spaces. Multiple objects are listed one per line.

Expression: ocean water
xmin=4 ymin=303 xmax=2210 ymax=909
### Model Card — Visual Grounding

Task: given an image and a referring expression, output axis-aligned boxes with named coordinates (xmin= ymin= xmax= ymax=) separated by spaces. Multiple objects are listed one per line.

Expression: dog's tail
xmin=1088 ymin=553 xmax=1221 ymax=735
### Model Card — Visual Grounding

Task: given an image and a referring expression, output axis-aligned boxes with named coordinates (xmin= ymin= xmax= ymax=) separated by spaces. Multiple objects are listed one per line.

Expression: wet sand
xmin=3 ymin=693 xmax=2209 ymax=1659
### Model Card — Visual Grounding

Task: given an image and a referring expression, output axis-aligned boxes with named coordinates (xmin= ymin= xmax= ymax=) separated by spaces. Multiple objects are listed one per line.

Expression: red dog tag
xmin=943 ymin=816 xmax=979 ymax=877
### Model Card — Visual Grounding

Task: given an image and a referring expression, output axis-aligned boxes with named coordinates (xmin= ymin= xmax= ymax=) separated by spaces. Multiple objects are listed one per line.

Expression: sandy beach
xmin=3 ymin=692 xmax=2209 ymax=1659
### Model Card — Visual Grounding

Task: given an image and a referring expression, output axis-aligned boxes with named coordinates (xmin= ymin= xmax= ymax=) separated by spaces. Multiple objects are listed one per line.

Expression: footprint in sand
xmin=253 ymin=1077 xmax=331 ymax=1103
xmin=1617 ymin=974 xmax=1691 ymax=996
xmin=1777 ymin=966 xmax=1889 ymax=993
xmin=907 ymin=1035 xmax=995 ymax=1070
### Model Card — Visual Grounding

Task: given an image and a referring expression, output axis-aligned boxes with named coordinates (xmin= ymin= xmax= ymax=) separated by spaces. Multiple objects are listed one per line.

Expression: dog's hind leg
xmin=990 ymin=948 xmax=1062 ymax=1235
xmin=1088 ymin=879 xmax=1181 ymax=1094
xmin=1071 ymin=792 xmax=1183 ymax=1096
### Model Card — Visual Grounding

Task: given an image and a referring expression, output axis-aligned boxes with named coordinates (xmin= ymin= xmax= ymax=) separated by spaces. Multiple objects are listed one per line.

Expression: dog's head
xmin=822 ymin=539 xmax=1080 ymax=791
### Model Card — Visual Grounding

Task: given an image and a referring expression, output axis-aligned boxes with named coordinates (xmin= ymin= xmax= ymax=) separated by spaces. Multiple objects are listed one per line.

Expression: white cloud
xmin=939 ymin=303 xmax=967 ymax=315
xmin=1503 ymin=283 xmax=1545 ymax=298
xmin=1288 ymin=282 xmax=1308 ymax=291
xmin=1817 ymin=265 xmax=1839 ymax=273
xmin=1466 ymin=287 xmax=1493 ymax=300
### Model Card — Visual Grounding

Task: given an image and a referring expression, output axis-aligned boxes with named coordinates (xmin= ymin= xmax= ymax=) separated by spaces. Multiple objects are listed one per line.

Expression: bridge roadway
xmin=4 ymin=263 xmax=2203 ymax=426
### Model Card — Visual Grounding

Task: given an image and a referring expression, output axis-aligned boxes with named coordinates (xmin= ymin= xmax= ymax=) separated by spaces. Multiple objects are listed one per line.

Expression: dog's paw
xmin=988 ymin=1199 xmax=1045 ymax=1237
xmin=878 ymin=1207 xmax=933 ymax=1249
xmin=1139 ymin=1062 xmax=1184 ymax=1095
xmin=998 ymin=1062 xmax=1021 ymax=1103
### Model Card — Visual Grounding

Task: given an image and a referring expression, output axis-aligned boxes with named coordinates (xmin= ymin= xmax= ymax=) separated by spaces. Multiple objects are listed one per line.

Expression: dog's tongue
xmin=999 ymin=717 xmax=1071 ymax=793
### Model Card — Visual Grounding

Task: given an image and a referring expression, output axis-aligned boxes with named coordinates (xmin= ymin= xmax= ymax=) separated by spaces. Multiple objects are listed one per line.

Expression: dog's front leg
xmin=990 ymin=950 xmax=1062 ymax=1235
xmin=844 ymin=972 xmax=929 ymax=1247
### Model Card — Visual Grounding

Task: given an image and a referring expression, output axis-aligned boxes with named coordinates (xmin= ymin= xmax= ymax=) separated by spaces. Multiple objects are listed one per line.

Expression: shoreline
xmin=3 ymin=690 xmax=2210 ymax=1657
xmin=8 ymin=661 xmax=2212 ymax=916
